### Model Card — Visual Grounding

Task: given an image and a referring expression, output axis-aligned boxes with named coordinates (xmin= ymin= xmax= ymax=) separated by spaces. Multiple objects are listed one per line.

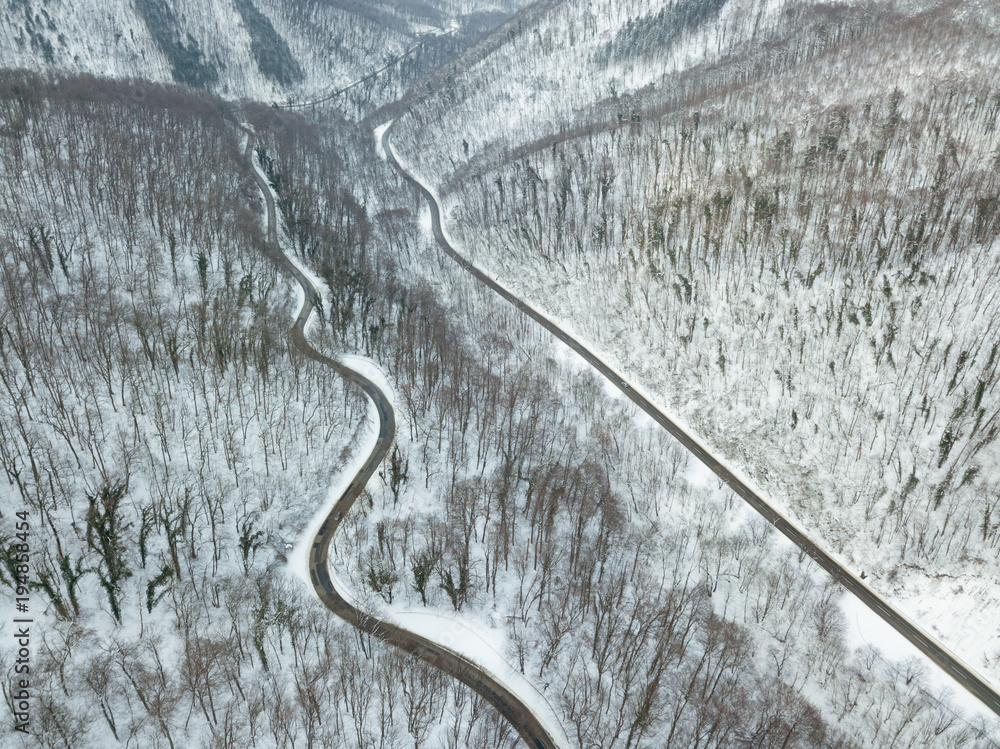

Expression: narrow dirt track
xmin=242 ymin=130 xmax=563 ymax=749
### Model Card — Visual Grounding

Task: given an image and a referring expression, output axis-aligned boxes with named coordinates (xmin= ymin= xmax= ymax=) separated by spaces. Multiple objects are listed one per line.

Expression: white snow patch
xmin=291 ymin=279 xmax=305 ymax=322
xmin=286 ymin=401 xmax=379 ymax=593
xmin=374 ymin=121 xmax=392 ymax=161
xmin=342 ymin=354 xmax=396 ymax=404
xmin=419 ymin=202 xmax=433 ymax=234
xmin=840 ymin=593 xmax=998 ymax=724
xmin=386 ymin=607 xmax=572 ymax=749
xmin=686 ymin=458 xmax=715 ymax=489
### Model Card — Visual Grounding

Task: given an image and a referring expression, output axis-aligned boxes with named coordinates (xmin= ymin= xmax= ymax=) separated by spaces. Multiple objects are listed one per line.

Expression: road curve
xmin=381 ymin=124 xmax=1000 ymax=722
xmin=242 ymin=131 xmax=563 ymax=749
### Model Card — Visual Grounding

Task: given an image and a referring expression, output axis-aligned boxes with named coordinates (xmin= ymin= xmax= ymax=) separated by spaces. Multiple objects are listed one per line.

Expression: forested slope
xmin=0 ymin=70 xmax=550 ymax=748
xmin=4 ymin=66 xmax=998 ymax=747
xmin=0 ymin=0 xmax=531 ymax=106
xmin=392 ymin=0 xmax=1000 ymax=706
xmin=2 ymin=0 xmax=1000 ymax=746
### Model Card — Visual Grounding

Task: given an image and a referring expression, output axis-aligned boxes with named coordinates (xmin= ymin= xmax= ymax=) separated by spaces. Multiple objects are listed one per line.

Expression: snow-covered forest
xmin=393 ymin=0 xmax=1000 ymax=710
xmin=0 ymin=0 xmax=532 ymax=107
xmin=2 ymin=0 xmax=1000 ymax=746
xmin=1 ymin=64 xmax=995 ymax=749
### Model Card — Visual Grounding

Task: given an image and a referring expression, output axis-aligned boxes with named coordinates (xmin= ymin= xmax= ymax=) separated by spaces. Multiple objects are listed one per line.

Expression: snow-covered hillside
xmin=4 ymin=65 xmax=998 ymax=747
xmin=397 ymin=0 xmax=912 ymax=180
xmin=393 ymin=0 xmax=1000 ymax=714
xmin=4 ymin=0 xmax=1000 ymax=746
xmin=0 ymin=0 xmax=531 ymax=104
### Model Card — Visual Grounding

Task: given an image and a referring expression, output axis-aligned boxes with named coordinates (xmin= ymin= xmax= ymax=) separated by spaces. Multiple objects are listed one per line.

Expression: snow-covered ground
xmin=389 ymin=0 xmax=1000 ymax=717
xmin=0 ymin=0 xmax=419 ymax=105
xmin=379 ymin=121 xmax=1000 ymax=745
xmin=840 ymin=595 xmax=997 ymax=725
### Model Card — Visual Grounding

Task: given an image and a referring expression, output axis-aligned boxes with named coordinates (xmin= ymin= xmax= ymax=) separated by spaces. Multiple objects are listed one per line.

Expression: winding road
xmin=380 ymin=124 xmax=1000 ymax=722
xmin=242 ymin=132 xmax=562 ymax=749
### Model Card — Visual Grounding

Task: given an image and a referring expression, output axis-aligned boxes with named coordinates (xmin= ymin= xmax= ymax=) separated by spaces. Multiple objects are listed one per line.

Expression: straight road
xmin=381 ymin=123 xmax=1000 ymax=722
xmin=242 ymin=130 xmax=562 ymax=749
xmin=280 ymin=44 xmax=421 ymax=110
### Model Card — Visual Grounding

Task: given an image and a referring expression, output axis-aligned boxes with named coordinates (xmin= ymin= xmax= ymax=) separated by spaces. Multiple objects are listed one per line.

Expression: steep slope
xmin=395 ymin=0 xmax=912 ymax=179
xmin=0 ymin=69 xmax=557 ymax=749
xmin=0 ymin=0 xmax=532 ymax=104
xmin=392 ymin=0 xmax=1000 ymax=708
xmin=5 ymin=1 xmax=1000 ymax=746
xmin=5 ymin=65 xmax=1000 ymax=747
